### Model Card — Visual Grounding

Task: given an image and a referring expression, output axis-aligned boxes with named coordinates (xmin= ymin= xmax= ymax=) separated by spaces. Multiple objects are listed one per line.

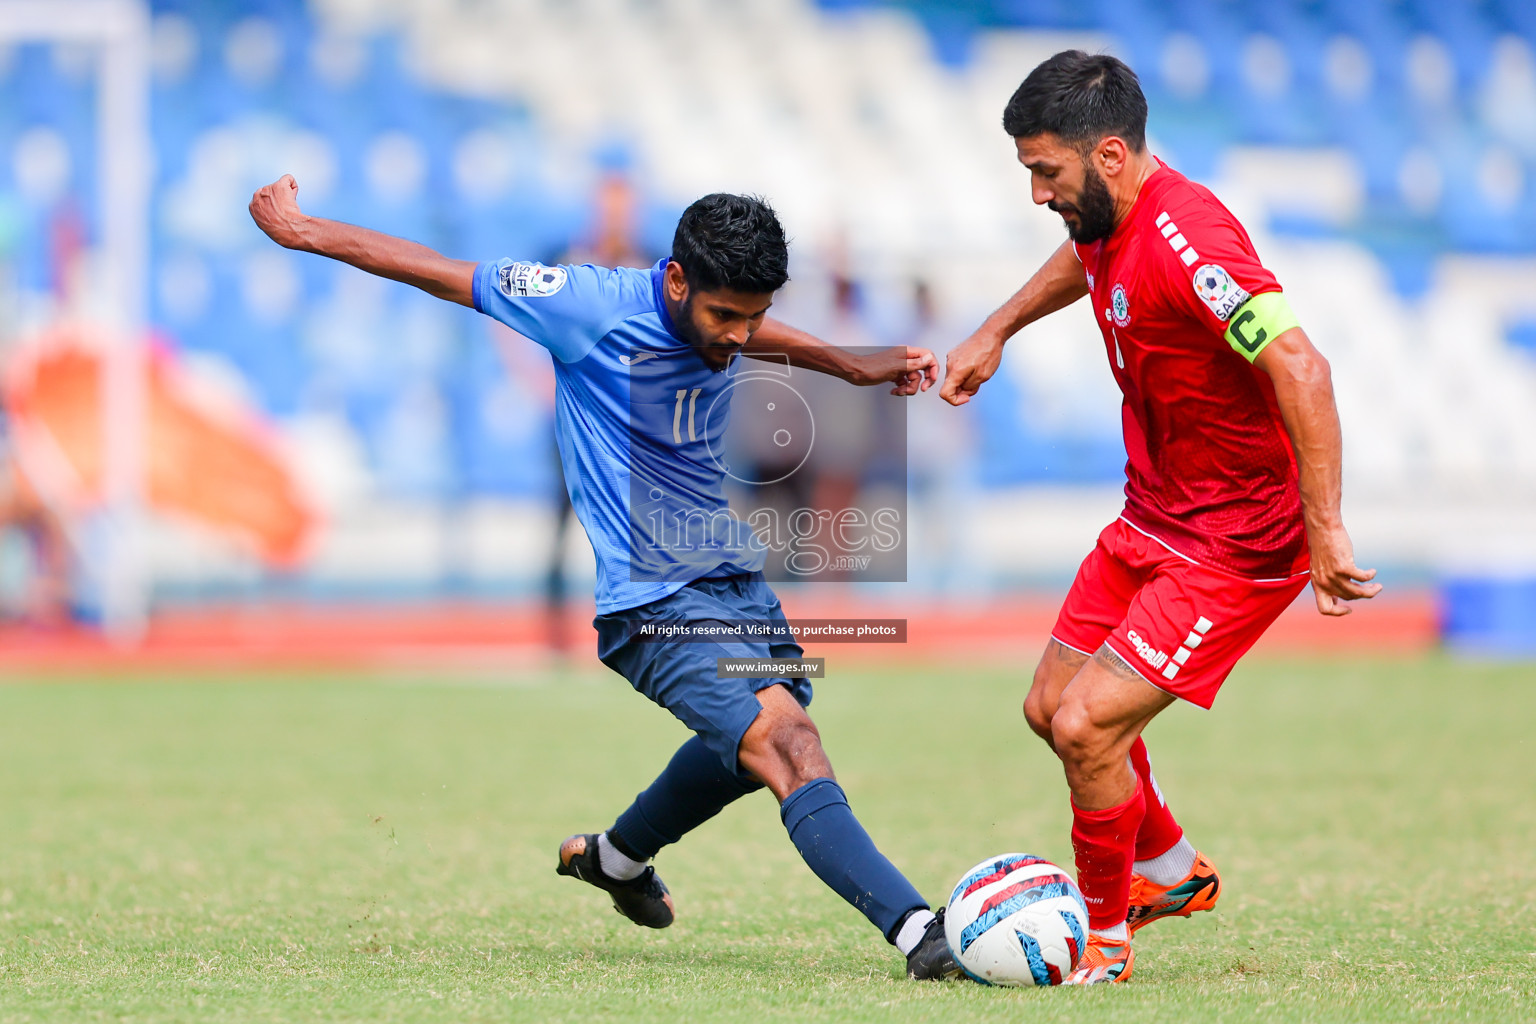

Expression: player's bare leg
xmin=738 ymin=685 xmax=958 ymax=980
xmin=1023 ymin=639 xmax=1088 ymax=747
xmin=1053 ymin=645 xmax=1171 ymax=808
xmin=1050 ymin=645 xmax=1171 ymax=983
xmin=558 ymin=685 xmax=838 ymax=931
xmin=1026 ymin=639 xmax=1210 ymax=940
xmin=736 ymin=683 xmax=834 ymax=799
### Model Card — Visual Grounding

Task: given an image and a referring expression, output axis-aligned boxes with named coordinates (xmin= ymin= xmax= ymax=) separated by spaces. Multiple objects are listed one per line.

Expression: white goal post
xmin=0 ymin=0 xmax=150 ymax=639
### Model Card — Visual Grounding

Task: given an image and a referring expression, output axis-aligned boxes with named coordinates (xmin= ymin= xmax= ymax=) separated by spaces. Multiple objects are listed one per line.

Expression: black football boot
xmin=906 ymin=908 xmax=963 ymax=980
xmin=556 ymin=833 xmax=675 ymax=929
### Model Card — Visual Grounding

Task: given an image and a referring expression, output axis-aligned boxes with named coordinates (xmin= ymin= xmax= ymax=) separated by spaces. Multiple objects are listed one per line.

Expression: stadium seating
xmin=2 ymin=0 xmax=1534 ymax=589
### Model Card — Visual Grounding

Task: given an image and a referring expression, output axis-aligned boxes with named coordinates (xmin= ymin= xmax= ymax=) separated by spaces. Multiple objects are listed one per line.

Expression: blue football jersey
xmin=472 ymin=257 xmax=766 ymax=614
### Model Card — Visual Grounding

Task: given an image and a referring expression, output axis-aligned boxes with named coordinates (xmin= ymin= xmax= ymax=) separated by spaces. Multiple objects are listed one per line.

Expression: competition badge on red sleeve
xmin=1192 ymin=264 xmax=1250 ymax=322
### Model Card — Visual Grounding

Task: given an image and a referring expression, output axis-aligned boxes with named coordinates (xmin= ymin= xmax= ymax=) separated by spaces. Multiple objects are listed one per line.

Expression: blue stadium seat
xmin=1404 ymin=0 xmax=1496 ymax=90
xmin=449 ymin=340 xmax=556 ymax=497
xmin=1355 ymin=216 xmax=1439 ymax=298
xmin=1146 ymin=103 xmax=1232 ymax=181
xmin=1086 ymin=0 xmax=1164 ymax=30
xmin=1336 ymin=98 xmax=1414 ymax=201
xmin=1488 ymin=0 xmax=1536 ymax=38
xmin=1438 ymin=171 xmax=1529 ymax=255
xmin=244 ymin=326 xmax=308 ymax=418
xmin=1506 ymin=317 xmax=1536 ymax=356
xmin=909 ymin=7 xmax=978 ymax=67
xmin=991 ymin=0 xmax=1095 ymax=30
xmin=970 ymin=366 xmax=1125 ymax=486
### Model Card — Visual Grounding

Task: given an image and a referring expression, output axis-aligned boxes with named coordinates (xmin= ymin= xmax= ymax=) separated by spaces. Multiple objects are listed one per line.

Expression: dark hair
xmin=1002 ymin=50 xmax=1147 ymax=153
xmin=671 ymin=193 xmax=789 ymax=294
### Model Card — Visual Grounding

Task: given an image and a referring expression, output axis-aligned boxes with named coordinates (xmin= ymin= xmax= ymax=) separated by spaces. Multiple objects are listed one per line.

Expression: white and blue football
xmin=944 ymin=853 xmax=1089 ymax=986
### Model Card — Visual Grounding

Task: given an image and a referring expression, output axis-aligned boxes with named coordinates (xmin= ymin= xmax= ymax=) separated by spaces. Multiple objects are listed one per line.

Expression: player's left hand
xmin=1309 ymin=526 xmax=1382 ymax=616
xmin=853 ymin=346 xmax=938 ymax=395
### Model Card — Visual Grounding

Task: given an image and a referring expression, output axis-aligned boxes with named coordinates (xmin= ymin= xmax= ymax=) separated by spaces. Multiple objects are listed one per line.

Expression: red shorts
xmin=1050 ymin=518 xmax=1310 ymax=709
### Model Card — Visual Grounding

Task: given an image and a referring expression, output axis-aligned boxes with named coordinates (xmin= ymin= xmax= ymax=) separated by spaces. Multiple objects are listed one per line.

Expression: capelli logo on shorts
xmin=1127 ymin=629 xmax=1169 ymax=670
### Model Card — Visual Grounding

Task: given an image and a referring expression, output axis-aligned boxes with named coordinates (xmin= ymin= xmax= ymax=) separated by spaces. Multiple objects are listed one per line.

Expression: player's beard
xmin=675 ymin=296 xmax=737 ymax=371
xmin=1052 ymin=162 xmax=1117 ymax=244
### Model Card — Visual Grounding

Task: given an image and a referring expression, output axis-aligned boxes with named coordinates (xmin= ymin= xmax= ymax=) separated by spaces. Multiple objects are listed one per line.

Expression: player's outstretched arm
xmin=940 ymin=240 xmax=1088 ymax=406
xmin=745 ymin=319 xmax=937 ymax=396
xmin=249 ymin=175 xmax=476 ymax=308
xmin=1255 ymin=328 xmax=1383 ymax=616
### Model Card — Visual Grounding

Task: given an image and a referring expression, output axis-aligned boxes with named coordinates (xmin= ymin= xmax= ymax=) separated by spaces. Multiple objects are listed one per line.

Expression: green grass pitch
xmin=0 ymin=653 xmax=1532 ymax=1022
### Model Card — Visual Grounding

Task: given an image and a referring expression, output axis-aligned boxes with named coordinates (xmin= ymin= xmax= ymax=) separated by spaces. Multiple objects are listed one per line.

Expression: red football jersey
xmin=1072 ymin=161 xmax=1308 ymax=580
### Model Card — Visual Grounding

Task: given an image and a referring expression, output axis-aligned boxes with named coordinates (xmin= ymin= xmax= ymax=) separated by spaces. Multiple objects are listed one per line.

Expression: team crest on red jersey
xmin=1110 ymin=283 xmax=1131 ymax=327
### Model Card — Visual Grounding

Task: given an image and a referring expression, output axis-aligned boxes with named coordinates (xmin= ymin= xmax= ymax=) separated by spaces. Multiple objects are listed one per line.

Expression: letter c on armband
xmin=1223 ymin=291 xmax=1300 ymax=362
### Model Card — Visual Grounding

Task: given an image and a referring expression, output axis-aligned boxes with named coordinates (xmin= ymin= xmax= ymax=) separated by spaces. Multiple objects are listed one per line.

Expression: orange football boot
xmin=1127 ymin=849 xmax=1221 ymax=934
xmin=1063 ymin=934 xmax=1135 ymax=985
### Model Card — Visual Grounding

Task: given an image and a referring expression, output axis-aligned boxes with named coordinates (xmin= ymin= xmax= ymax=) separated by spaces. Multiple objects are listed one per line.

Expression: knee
xmin=1023 ymin=687 xmax=1055 ymax=742
xmin=739 ymin=713 xmax=825 ymax=785
xmin=765 ymin=718 xmax=823 ymax=772
xmin=1023 ymin=663 xmax=1059 ymax=742
xmin=1050 ymin=701 xmax=1113 ymax=772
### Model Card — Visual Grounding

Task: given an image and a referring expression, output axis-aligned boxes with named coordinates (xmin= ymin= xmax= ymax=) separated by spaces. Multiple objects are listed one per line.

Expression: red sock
xmin=1070 ymin=776 xmax=1145 ymax=931
xmin=1129 ymin=736 xmax=1184 ymax=861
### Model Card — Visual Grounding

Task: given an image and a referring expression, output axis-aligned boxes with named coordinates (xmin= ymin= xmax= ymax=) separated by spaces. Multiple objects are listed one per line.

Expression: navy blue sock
xmin=609 ymin=735 xmax=764 ymax=860
xmin=779 ymin=778 xmax=928 ymax=941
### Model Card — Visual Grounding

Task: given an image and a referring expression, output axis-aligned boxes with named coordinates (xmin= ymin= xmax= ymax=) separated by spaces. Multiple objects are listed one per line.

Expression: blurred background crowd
xmin=0 ymin=0 xmax=1533 ymax=653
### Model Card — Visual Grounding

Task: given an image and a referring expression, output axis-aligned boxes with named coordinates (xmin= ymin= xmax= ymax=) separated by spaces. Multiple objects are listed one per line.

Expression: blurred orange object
xmin=3 ymin=326 xmax=316 ymax=566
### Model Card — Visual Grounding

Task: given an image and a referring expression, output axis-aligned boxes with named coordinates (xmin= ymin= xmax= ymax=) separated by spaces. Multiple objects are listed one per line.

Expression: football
xmin=944 ymin=853 xmax=1090 ymax=986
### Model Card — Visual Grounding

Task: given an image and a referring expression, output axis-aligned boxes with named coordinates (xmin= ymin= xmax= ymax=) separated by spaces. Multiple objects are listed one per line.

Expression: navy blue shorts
xmin=594 ymin=572 xmax=812 ymax=775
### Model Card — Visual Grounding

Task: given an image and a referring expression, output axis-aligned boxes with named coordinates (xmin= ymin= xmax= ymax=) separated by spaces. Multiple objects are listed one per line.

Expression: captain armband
xmin=1224 ymin=291 xmax=1300 ymax=362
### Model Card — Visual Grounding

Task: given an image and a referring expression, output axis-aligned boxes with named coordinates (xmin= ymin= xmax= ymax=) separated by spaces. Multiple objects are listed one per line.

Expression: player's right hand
xmin=249 ymin=174 xmax=309 ymax=250
xmin=939 ymin=329 xmax=1006 ymax=406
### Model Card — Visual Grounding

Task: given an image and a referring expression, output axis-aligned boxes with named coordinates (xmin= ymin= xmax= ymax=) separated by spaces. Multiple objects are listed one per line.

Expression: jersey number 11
xmin=673 ymin=388 xmax=702 ymax=443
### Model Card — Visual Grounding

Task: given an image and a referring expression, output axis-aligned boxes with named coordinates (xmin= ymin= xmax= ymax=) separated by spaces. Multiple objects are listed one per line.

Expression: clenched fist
xmin=249 ymin=174 xmax=310 ymax=250
xmin=854 ymin=346 xmax=939 ymax=396
xmin=939 ymin=328 xmax=1006 ymax=406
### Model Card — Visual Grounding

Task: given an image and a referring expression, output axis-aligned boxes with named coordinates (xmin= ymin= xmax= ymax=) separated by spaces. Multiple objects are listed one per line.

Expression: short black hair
xmin=671 ymin=193 xmax=789 ymax=294
xmin=1002 ymin=50 xmax=1147 ymax=153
